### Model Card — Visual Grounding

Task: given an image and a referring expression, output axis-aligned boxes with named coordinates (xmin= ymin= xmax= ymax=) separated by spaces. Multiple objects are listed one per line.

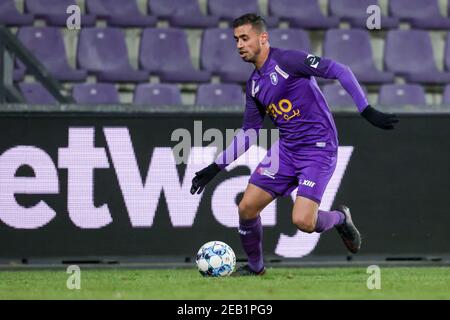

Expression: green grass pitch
xmin=1 ymin=267 xmax=449 ymax=299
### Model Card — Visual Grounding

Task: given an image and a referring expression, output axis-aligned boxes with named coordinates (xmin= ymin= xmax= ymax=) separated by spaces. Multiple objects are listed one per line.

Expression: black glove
xmin=361 ymin=105 xmax=399 ymax=130
xmin=190 ymin=163 xmax=221 ymax=195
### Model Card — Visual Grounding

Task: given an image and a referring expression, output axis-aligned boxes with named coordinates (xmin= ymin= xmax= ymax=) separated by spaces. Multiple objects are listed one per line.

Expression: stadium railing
xmin=0 ymin=26 xmax=73 ymax=103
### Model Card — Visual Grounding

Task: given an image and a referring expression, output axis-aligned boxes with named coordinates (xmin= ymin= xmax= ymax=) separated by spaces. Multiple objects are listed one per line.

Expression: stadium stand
xmin=134 ymin=83 xmax=183 ymax=106
xmin=24 ymin=0 xmax=96 ymax=27
xmin=323 ymin=83 xmax=368 ymax=109
xmin=17 ymin=27 xmax=87 ymax=81
xmin=139 ymin=28 xmax=211 ymax=83
xmin=196 ymin=83 xmax=245 ymax=106
xmin=85 ymin=0 xmax=157 ymax=28
xmin=1 ymin=0 xmax=449 ymax=109
xmin=13 ymin=68 xmax=25 ymax=82
xmin=77 ymin=27 xmax=149 ymax=82
xmin=268 ymin=28 xmax=311 ymax=51
xmin=18 ymin=82 xmax=58 ymax=104
xmin=72 ymin=83 xmax=120 ymax=104
xmin=378 ymin=84 xmax=427 ymax=106
xmin=200 ymin=28 xmax=253 ymax=83
xmin=442 ymin=84 xmax=450 ymax=105
xmin=148 ymin=0 xmax=219 ymax=28
xmin=268 ymin=0 xmax=339 ymax=29
xmin=389 ymin=0 xmax=450 ymax=29
xmin=444 ymin=32 xmax=450 ymax=72
xmin=0 ymin=0 xmax=33 ymax=26
xmin=323 ymin=29 xmax=394 ymax=84
xmin=208 ymin=0 xmax=279 ymax=28
xmin=385 ymin=30 xmax=450 ymax=84
xmin=329 ymin=0 xmax=399 ymax=29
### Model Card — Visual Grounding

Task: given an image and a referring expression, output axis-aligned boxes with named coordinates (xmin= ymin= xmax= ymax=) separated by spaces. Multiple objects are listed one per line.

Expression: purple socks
xmin=238 ymin=211 xmax=344 ymax=271
xmin=314 ymin=210 xmax=345 ymax=233
xmin=238 ymin=216 xmax=264 ymax=273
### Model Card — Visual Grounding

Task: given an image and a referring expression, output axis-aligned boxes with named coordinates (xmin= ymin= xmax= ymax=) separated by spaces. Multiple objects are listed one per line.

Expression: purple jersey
xmin=215 ymin=47 xmax=368 ymax=168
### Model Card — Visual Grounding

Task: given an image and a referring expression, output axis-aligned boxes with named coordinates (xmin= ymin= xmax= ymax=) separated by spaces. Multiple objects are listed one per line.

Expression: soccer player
xmin=190 ymin=14 xmax=398 ymax=276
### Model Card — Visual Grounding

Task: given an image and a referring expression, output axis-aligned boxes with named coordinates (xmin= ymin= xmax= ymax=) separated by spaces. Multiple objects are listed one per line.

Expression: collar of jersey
xmin=255 ymin=47 xmax=275 ymax=77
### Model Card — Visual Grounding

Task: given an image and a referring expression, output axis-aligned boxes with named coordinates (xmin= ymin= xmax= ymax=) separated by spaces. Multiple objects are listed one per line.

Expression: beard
xmin=242 ymin=55 xmax=254 ymax=63
xmin=241 ymin=47 xmax=261 ymax=63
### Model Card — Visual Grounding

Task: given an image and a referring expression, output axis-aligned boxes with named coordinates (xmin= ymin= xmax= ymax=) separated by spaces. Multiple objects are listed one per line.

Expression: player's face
xmin=233 ymin=24 xmax=267 ymax=63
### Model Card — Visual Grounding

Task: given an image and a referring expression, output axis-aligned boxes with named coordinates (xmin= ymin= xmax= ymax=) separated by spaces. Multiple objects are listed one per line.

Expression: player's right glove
xmin=190 ymin=163 xmax=221 ymax=195
xmin=361 ymin=105 xmax=399 ymax=130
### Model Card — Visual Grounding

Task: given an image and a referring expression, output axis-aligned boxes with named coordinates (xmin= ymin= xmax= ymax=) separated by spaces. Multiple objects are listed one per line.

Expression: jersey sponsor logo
xmin=266 ymin=98 xmax=301 ymax=122
xmin=305 ymin=54 xmax=321 ymax=69
xmin=270 ymin=72 xmax=278 ymax=85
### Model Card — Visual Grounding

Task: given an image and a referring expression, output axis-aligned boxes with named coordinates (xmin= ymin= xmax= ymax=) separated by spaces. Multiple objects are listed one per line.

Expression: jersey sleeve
xmin=276 ymin=49 xmax=334 ymax=79
xmin=214 ymin=81 xmax=266 ymax=169
xmin=276 ymin=49 xmax=369 ymax=112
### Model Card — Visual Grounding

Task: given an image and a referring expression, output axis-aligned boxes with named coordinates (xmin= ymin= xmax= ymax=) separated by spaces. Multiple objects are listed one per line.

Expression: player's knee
xmin=292 ymin=216 xmax=315 ymax=233
xmin=238 ymin=201 xmax=259 ymax=220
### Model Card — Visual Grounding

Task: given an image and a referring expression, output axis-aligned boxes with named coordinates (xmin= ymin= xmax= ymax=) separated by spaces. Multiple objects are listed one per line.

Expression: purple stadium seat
xmin=149 ymin=0 xmax=219 ymax=28
xmin=77 ymin=28 xmax=149 ymax=83
xmin=378 ymin=84 xmax=426 ymax=106
xmin=201 ymin=28 xmax=254 ymax=83
xmin=72 ymin=83 xmax=120 ymax=104
xmin=385 ymin=30 xmax=450 ymax=84
xmin=17 ymin=27 xmax=87 ymax=82
xmin=134 ymin=84 xmax=182 ymax=106
xmin=196 ymin=83 xmax=244 ymax=106
xmin=268 ymin=29 xmax=311 ymax=51
xmin=445 ymin=33 xmax=450 ymax=72
xmin=208 ymin=0 xmax=279 ymax=28
xmin=139 ymin=28 xmax=211 ymax=83
xmin=323 ymin=84 xmax=367 ymax=109
xmin=18 ymin=82 xmax=58 ymax=104
xmin=24 ymin=0 xmax=96 ymax=27
xmin=269 ymin=0 xmax=339 ymax=29
xmin=12 ymin=59 xmax=27 ymax=82
xmin=442 ymin=84 xmax=450 ymax=105
xmin=86 ymin=0 xmax=156 ymax=27
xmin=389 ymin=0 xmax=450 ymax=30
xmin=329 ymin=0 xmax=399 ymax=29
xmin=324 ymin=29 xmax=394 ymax=84
xmin=14 ymin=68 xmax=25 ymax=82
xmin=0 ymin=0 xmax=34 ymax=26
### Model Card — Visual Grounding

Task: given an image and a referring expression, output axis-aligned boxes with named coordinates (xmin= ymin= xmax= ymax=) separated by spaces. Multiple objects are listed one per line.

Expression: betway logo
xmin=0 ymin=127 xmax=353 ymax=258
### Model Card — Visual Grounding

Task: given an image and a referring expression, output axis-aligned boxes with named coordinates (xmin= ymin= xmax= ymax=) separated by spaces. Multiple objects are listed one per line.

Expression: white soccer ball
xmin=196 ymin=241 xmax=236 ymax=277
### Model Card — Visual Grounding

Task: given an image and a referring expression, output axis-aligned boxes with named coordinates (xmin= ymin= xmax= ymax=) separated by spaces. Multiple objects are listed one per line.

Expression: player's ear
xmin=260 ymin=31 xmax=269 ymax=45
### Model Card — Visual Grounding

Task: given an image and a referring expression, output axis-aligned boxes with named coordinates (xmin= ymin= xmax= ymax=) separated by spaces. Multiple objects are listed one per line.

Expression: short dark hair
xmin=232 ymin=13 xmax=267 ymax=33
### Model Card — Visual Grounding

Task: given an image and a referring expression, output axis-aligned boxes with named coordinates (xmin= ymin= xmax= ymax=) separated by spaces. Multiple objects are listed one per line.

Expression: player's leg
xmin=292 ymin=151 xmax=361 ymax=253
xmin=291 ymin=195 xmax=345 ymax=234
xmin=235 ymin=142 xmax=297 ymax=275
xmin=236 ymin=183 xmax=274 ymax=275
xmin=234 ymin=141 xmax=298 ymax=276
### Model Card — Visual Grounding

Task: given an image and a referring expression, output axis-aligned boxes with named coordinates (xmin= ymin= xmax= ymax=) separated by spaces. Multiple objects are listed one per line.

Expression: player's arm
xmin=190 ymin=84 xmax=265 ymax=195
xmin=277 ymin=50 xmax=399 ymax=130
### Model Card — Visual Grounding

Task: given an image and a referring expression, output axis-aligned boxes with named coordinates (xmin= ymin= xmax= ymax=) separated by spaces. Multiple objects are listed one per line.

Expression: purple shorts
xmin=249 ymin=143 xmax=337 ymax=204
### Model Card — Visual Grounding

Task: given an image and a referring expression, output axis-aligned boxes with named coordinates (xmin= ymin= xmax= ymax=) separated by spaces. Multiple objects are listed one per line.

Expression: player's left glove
xmin=361 ymin=105 xmax=399 ymax=130
xmin=190 ymin=163 xmax=221 ymax=195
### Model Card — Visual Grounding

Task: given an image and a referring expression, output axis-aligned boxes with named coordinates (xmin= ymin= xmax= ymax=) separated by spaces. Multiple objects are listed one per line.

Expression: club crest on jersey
xmin=270 ymin=72 xmax=278 ymax=85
